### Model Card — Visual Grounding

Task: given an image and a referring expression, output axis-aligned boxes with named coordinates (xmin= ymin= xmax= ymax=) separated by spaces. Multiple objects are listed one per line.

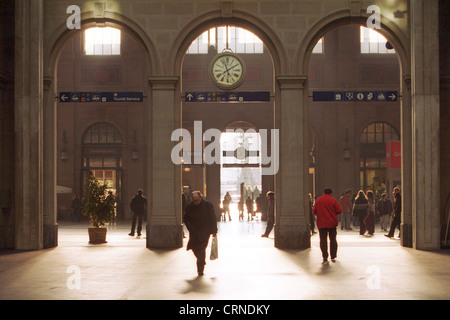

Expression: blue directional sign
xmin=366 ymin=91 xmax=376 ymax=101
xmin=312 ymin=91 xmax=335 ymax=101
xmin=59 ymin=92 xmax=71 ymax=102
xmin=185 ymin=91 xmax=270 ymax=102
xmin=385 ymin=91 xmax=398 ymax=101
xmin=312 ymin=91 xmax=398 ymax=102
xmin=59 ymin=92 xmax=143 ymax=103
xmin=344 ymin=92 xmax=355 ymax=101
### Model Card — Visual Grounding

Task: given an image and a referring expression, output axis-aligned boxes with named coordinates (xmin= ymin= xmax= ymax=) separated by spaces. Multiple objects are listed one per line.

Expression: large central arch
xmin=168 ymin=9 xmax=314 ymax=249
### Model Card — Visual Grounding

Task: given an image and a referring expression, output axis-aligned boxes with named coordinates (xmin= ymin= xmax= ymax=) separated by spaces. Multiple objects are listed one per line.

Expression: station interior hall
xmin=0 ymin=0 xmax=450 ymax=302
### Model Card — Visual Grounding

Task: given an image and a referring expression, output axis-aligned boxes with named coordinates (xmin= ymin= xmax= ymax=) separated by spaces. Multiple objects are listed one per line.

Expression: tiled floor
xmin=1 ymin=216 xmax=449 ymax=301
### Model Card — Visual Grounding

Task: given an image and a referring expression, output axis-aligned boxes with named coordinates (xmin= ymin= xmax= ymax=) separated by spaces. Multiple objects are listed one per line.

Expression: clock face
xmin=209 ymin=53 xmax=246 ymax=90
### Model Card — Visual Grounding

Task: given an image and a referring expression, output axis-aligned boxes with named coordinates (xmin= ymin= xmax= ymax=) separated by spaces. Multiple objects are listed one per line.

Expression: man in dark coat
xmin=377 ymin=192 xmax=392 ymax=231
xmin=129 ymin=189 xmax=147 ymax=237
xmin=184 ymin=191 xmax=217 ymax=276
xmin=261 ymin=191 xmax=275 ymax=237
xmin=385 ymin=187 xmax=401 ymax=238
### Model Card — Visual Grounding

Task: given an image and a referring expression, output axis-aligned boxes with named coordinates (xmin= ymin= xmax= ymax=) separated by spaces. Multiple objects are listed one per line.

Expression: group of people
xmin=127 ymin=185 xmax=402 ymax=273
xmin=336 ymin=188 xmax=401 ymax=237
xmin=313 ymin=186 xmax=402 ymax=263
xmin=222 ymin=191 xmax=267 ymax=222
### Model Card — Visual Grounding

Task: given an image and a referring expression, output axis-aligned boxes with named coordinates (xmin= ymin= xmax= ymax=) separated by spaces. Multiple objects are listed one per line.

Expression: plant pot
xmin=88 ymin=227 xmax=107 ymax=244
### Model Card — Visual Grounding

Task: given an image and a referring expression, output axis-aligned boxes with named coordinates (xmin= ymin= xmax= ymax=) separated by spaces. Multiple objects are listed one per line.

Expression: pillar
xmin=146 ymin=76 xmax=183 ymax=249
xmin=401 ymin=74 xmax=413 ymax=247
xmin=14 ymin=0 xmax=44 ymax=250
xmin=43 ymin=76 xmax=58 ymax=248
xmin=274 ymin=75 xmax=310 ymax=249
xmin=206 ymin=163 xmax=221 ymax=221
xmin=410 ymin=0 xmax=441 ymax=250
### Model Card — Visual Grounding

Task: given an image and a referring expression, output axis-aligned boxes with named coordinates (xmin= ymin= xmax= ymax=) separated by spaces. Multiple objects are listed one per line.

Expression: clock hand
xmin=228 ymin=63 xmax=240 ymax=71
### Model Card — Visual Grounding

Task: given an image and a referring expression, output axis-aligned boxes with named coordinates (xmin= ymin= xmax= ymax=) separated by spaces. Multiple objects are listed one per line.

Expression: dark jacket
xmin=184 ymin=199 xmax=217 ymax=251
xmin=393 ymin=193 xmax=401 ymax=217
xmin=130 ymin=194 xmax=147 ymax=215
xmin=352 ymin=196 xmax=368 ymax=218
xmin=376 ymin=198 xmax=392 ymax=216
xmin=266 ymin=198 xmax=275 ymax=218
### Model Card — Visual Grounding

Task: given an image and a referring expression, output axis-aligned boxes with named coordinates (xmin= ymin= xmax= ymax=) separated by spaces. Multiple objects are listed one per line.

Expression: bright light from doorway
xmin=220 ymin=131 xmax=262 ymax=202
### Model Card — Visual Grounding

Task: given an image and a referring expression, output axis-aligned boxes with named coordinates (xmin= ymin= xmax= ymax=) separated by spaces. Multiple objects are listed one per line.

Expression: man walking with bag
xmin=184 ymin=191 xmax=218 ymax=276
xmin=313 ymin=188 xmax=342 ymax=263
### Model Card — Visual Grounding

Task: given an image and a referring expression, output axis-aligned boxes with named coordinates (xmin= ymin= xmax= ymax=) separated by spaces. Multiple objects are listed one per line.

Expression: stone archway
xmin=298 ymin=13 xmax=410 ymax=247
xmin=297 ymin=4 xmax=441 ymax=250
xmin=167 ymin=11 xmax=312 ymax=249
xmin=13 ymin=5 xmax=160 ymax=249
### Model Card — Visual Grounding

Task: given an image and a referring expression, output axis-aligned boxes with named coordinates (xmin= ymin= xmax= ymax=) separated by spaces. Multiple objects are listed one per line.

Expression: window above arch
xmin=360 ymin=26 xmax=395 ymax=54
xmin=312 ymin=38 xmax=324 ymax=54
xmin=83 ymin=123 xmax=122 ymax=144
xmin=84 ymin=27 xmax=121 ymax=55
xmin=187 ymin=26 xmax=264 ymax=54
xmin=360 ymin=122 xmax=399 ymax=144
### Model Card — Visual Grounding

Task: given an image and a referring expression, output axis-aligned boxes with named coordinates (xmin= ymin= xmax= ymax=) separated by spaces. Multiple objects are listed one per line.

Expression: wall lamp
xmin=61 ymin=130 xmax=69 ymax=161
xmin=343 ymin=128 xmax=351 ymax=160
xmin=131 ymin=130 xmax=139 ymax=160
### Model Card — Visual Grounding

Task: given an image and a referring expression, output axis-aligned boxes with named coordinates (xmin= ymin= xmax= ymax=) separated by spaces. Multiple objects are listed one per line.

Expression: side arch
xmin=297 ymin=11 xmax=413 ymax=247
xmin=41 ymin=10 xmax=160 ymax=248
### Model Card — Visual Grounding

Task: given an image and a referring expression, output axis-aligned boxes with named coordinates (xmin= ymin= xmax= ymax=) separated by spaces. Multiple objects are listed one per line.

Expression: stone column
xmin=43 ymin=76 xmax=58 ymax=248
xmin=206 ymin=163 xmax=221 ymax=221
xmin=146 ymin=76 xmax=183 ymax=249
xmin=400 ymin=74 xmax=413 ymax=248
xmin=410 ymin=0 xmax=441 ymax=250
xmin=274 ymin=75 xmax=310 ymax=249
xmin=14 ymin=0 xmax=44 ymax=250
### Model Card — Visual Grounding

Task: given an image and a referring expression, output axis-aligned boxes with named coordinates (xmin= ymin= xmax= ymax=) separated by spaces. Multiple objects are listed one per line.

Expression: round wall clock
xmin=209 ymin=52 xmax=246 ymax=90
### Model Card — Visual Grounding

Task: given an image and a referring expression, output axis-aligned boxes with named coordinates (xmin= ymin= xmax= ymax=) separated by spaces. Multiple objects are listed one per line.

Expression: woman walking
xmin=353 ymin=190 xmax=368 ymax=235
xmin=364 ymin=190 xmax=375 ymax=235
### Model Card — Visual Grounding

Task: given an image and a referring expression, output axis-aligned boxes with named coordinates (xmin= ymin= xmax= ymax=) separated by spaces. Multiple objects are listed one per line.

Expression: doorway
xmin=220 ymin=125 xmax=263 ymax=222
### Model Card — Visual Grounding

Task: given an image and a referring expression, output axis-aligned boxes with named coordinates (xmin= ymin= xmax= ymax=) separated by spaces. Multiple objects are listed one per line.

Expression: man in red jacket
xmin=313 ymin=188 xmax=342 ymax=263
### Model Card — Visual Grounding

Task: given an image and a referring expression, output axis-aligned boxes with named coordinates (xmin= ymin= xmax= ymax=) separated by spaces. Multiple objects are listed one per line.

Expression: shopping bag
xmin=210 ymin=236 xmax=218 ymax=260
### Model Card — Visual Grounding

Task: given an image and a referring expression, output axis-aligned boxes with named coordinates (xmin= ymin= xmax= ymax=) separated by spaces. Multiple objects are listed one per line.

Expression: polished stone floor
xmin=1 ymin=210 xmax=449 ymax=302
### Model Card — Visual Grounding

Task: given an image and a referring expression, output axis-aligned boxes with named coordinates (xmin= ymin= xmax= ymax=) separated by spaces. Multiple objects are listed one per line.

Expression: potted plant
xmin=81 ymin=171 xmax=119 ymax=244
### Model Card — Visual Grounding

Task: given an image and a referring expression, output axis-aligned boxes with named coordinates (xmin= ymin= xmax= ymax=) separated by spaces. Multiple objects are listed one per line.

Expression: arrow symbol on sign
xmin=186 ymin=93 xmax=194 ymax=101
xmin=389 ymin=93 xmax=396 ymax=100
xmin=61 ymin=94 xmax=68 ymax=102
